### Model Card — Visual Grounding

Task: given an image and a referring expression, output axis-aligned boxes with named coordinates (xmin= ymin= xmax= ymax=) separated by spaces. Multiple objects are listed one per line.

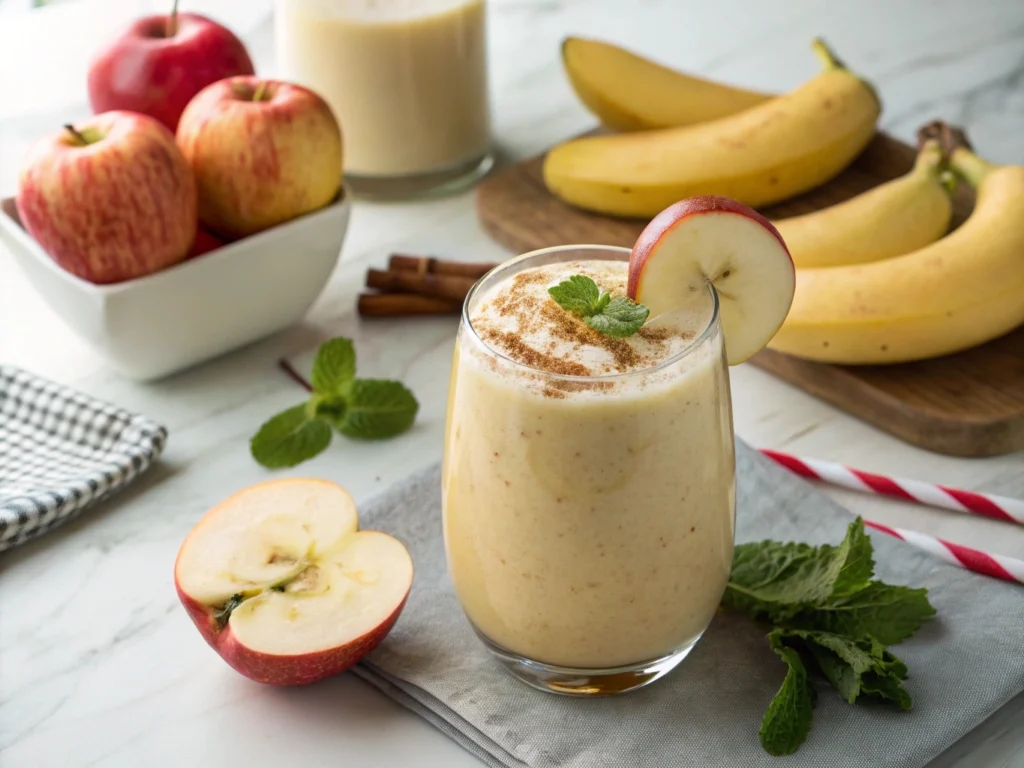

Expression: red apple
xmin=16 ymin=111 xmax=196 ymax=285
xmin=87 ymin=5 xmax=254 ymax=132
xmin=629 ymin=196 xmax=795 ymax=364
xmin=176 ymin=76 xmax=343 ymax=239
xmin=175 ymin=478 xmax=413 ymax=686
xmin=186 ymin=227 xmax=224 ymax=260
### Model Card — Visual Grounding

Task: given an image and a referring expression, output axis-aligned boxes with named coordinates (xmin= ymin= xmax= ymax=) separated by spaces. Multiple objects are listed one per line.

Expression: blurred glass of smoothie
xmin=275 ymin=0 xmax=493 ymax=198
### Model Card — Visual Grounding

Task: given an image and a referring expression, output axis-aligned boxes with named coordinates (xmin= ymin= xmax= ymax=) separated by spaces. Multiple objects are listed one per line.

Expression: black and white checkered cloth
xmin=0 ymin=366 xmax=167 ymax=552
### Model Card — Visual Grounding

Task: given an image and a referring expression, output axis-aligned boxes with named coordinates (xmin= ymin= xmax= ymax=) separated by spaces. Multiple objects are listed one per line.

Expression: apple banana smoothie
xmin=442 ymin=245 xmax=736 ymax=694
xmin=275 ymin=0 xmax=492 ymax=197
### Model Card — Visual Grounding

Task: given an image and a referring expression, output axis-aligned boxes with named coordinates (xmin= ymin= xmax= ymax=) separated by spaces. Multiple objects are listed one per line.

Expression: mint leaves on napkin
xmin=251 ymin=338 xmax=419 ymax=468
xmin=723 ymin=518 xmax=936 ymax=756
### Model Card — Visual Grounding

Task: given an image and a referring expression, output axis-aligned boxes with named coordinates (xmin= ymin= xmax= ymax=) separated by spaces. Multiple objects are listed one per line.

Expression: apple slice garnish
xmin=174 ymin=478 xmax=413 ymax=686
xmin=628 ymin=196 xmax=795 ymax=364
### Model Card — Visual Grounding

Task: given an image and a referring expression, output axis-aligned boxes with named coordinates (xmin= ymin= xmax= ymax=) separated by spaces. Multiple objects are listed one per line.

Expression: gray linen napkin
xmin=352 ymin=441 xmax=1024 ymax=767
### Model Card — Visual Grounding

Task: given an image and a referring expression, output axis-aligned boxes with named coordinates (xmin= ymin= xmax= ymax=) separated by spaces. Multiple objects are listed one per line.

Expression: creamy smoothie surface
xmin=443 ymin=258 xmax=736 ymax=670
xmin=469 ymin=259 xmax=711 ymax=381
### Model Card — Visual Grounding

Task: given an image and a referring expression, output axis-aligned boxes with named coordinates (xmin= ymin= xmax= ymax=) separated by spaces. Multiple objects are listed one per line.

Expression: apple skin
xmin=628 ymin=195 xmax=790 ymax=300
xmin=176 ymin=76 xmax=343 ymax=240
xmin=16 ymin=111 xmax=197 ymax=285
xmin=186 ymin=227 xmax=225 ymax=260
xmin=174 ymin=582 xmax=409 ymax=686
xmin=87 ymin=12 xmax=254 ymax=133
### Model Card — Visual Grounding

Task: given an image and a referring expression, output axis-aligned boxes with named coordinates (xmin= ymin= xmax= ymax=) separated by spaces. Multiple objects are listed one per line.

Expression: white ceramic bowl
xmin=0 ymin=193 xmax=350 ymax=381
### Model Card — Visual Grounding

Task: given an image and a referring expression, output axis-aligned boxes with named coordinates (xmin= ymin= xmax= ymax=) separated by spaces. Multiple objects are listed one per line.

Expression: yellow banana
xmin=769 ymin=147 xmax=1024 ymax=364
xmin=775 ymin=140 xmax=953 ymax=268
xmin=562 ymin=37 xmax=771 ymax=131
xmin=543 ymin=40 xmax=880 ymax=218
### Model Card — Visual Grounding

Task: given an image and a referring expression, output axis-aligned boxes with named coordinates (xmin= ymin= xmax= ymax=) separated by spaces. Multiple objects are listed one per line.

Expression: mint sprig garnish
xmin=722 ymin=518 xmax=935 ymax=756
xmin=310 ymin=337 xmax=356 ymax=396
xmin=548 ymin=274 xmax=649 ymax=337
xmin=251 ymin=338 xmax=419 ymax=468
xmin=250 ymin=404 xmax=333 ymax=469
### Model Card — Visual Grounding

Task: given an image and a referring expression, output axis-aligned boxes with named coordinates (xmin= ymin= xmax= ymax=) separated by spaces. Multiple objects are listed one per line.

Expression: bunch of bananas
xmin=545 ymin=38 xmax=1024 ymax=364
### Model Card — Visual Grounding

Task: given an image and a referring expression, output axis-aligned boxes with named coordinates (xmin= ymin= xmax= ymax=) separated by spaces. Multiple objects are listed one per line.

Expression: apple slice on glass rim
xmin=175 ymin=478 xmax=413 ymax=686
xmin=628 ymin=196 xmax=795 ymax=365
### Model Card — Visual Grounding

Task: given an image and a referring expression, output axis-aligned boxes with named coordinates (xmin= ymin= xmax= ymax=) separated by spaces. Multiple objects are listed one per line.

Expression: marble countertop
xmin=1 ymin=1 xmax=1022 ymax=766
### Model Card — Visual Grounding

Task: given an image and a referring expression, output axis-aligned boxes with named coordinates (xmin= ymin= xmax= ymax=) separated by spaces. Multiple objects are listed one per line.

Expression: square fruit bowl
xmin=0 ymin=192 xmax=350 ymax=381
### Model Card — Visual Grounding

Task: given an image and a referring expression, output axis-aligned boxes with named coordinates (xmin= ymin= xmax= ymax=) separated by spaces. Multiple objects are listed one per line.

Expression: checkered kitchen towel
xmin=0 ymin=366 xmax=167 ymax=552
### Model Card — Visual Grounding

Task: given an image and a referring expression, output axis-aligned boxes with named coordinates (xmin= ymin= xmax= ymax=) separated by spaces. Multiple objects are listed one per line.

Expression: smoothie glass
xmin=275 ymin=0 xmax=493 ymax=199
xmin=442 ymin=245 xmax=736 ymax=696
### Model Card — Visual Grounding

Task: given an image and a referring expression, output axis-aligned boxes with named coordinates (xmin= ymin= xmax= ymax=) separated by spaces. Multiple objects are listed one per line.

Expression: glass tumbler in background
xmin=274 ymin=0 xmax=493 ymax=199
xmin=442 ymin=245 xmax=737 ymax=696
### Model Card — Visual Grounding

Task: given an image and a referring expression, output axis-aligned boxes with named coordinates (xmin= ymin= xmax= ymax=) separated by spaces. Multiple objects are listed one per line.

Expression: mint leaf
xmin=309 ymin=392 xmax=347 ymax=423
xmin=773 ymin=629 xmax=913 ymax=711
xmin=724 ymin=541 xmax=827 ymax=616
xmin=585 ymin=295 xmax=650 ymax=337
xmin=250 ymin=404 xmax=333 ymax=468
xmin=723 ymin=520 xmax=932 ymax=755
xmin=776 ymin=630 xmax=876 ymax=703
xmin=860 ymin=669 xmax=913 ymax=710
xmin=760 ymin=631 xmax=816 ymax=756
xmin=311 ymin=338 xmax=356 ymax=395
xmin=724 ymin=519 xmax=877 ymax=619
xmin=787 ymin=581 xmax=935 ymax=645
xmin=255 ymin=337 xmax=420 ymax=468
xmin=548 ymin=274 xmax=649 ymax=337
xmin=335 ymin=380 xmax=419 ymax=440
xmin=831 ymin=519 xmax=875 ymax=596
xmin=871 ymin=642 xmax=909 ymax=680
xmin=548 ymin=274 xmax=602 ymax=315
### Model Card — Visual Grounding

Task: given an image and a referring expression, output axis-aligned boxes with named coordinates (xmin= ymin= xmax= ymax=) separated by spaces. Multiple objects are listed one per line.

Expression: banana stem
xmin=916 ymin=120 xmax=993 ymax=188
xmin=950 ymin=148 xmax=997 ymax=189
xmin=812 ymin=38 xmax=881 ymax=109
xmin=913 ymin=140 xmax=945 ymax=177
xmin=811 ymin=38 xmax=846 ymax=70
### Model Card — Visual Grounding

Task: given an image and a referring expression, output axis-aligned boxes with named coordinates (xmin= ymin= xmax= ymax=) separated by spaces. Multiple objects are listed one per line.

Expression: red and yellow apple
xmin=186 ymin=227 xmax=225 ymax=260
xmin=87 ymin=8 xmax=254 ymax=132
xmin=629 ymin=196 xmax=795 ymax=364
xmin=16 ymin=111 xmax=197 ymax=285
xmin=176 ymin=76 xmax=343 ymax=240
xmin=175 ymin=478 xmax=413 ymax=686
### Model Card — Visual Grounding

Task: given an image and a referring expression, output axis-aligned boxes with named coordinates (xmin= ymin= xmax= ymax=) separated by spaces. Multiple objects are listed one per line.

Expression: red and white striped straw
xmin=760 ymin=449 xmax=1024 ymax=585
xmin=863 ymin=521 xmax=1024 ymax=585
xmin=760 ymin=449 xmax=1024 ymax=526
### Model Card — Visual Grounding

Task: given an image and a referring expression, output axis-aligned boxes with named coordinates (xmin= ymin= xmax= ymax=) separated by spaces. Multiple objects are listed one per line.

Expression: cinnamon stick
xmin=366 ymin=268 xmax=477 ymax=302
xmin=388 ymin=254 xmax=496 ymax=280
xmin=357 ymin=293 xmax=462 ymax=318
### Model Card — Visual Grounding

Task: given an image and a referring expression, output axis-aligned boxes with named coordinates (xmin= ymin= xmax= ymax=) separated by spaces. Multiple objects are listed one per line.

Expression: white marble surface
xmin=1 ymin=1 xmax=1023 ymax=766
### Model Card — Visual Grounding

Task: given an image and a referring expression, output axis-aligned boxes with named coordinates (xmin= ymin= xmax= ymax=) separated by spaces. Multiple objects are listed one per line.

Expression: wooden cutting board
xmin=475 ymin=132 xmax=1024 ymax=457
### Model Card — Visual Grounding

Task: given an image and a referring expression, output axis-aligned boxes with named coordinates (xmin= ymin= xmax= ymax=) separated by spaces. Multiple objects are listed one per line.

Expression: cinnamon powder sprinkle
xmin=495 ymin=270 xmax=549 ymax=318
xmin=546 ymin=378 xmax=614 ymax=393
xmin=473 ymin=263 xmax=696 ymax=388
xmin=637 ymin=325 xmax=671 ymax=343
xmin=537 ymin=300 xmax=646 ymax=371
xmin=478 ymin=328 xmax=591 ymax=376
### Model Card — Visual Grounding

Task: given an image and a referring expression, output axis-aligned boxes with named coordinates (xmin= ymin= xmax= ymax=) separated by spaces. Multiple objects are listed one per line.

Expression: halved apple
xmin=174 ymin=478 xmax=413 ymax=686
xmin=629 ymin=196 xmax=795 ymax=364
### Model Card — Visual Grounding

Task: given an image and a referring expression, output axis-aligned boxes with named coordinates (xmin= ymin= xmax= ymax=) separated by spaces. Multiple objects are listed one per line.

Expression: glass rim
xmin=461 ymin=244 xmax=722 ymax=383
